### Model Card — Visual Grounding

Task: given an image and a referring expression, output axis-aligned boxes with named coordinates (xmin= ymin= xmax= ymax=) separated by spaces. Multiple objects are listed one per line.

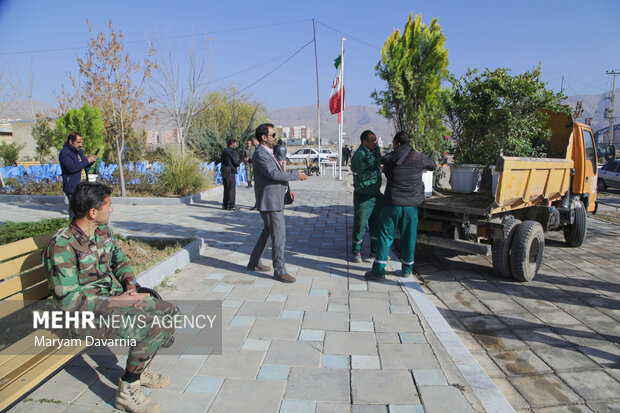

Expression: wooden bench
xmin=0 ymin=231 xmax=85 ymax=411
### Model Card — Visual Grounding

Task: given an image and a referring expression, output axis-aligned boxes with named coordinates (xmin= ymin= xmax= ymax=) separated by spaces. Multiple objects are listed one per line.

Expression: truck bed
xmin=421 ymin=190 xmax=495 ymax=216
xmin=421 ymin=156 xmax=573 ymax=218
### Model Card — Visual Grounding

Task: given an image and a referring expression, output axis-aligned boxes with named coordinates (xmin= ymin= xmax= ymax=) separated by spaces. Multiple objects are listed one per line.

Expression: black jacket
xmin=382 ymin=143 xmax=436 ymax=207
xmin=274 ymin=144 xmax=287 ymax=161
xmin=220 ymin=146 xmax=240 ymax=177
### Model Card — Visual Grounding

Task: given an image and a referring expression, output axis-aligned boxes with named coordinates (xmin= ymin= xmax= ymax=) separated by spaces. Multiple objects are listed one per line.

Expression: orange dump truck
xmin=417 ymin=112 xmax=598 ymax=281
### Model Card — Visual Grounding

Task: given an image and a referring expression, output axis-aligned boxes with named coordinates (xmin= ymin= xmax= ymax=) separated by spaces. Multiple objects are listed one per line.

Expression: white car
xmin=320 ymin=148 xmax=339 ymax=159
xmin=286 ymin=148 xmax=330 ymax=163
xmin=598 ymin=160 xmax=620 ymax=190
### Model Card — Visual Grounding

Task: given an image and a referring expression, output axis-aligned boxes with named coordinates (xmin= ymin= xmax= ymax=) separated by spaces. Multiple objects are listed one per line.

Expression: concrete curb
xmin=0 ymin=185 xmax=222 ymax=206
xmin=135 ymin=237 xmax=204 ymax=289
xmin=386 ymin=256 xmax=515 ymax=413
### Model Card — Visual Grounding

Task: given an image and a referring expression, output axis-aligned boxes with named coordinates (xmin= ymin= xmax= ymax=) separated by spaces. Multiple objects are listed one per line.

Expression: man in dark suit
xmin=220 ymin=138 xmax=240 ymax=210
xmin=247 ymin=123 xmax=308 ymax=283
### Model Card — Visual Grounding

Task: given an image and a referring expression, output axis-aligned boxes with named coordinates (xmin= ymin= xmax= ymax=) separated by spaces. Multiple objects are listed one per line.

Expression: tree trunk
xmin=115 ymin=135 xmax=126 ymax=197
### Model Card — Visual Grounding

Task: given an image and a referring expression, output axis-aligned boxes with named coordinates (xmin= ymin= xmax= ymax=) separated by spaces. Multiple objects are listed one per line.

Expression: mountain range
xmin=2 ymin=90 xmax=618 ymax=144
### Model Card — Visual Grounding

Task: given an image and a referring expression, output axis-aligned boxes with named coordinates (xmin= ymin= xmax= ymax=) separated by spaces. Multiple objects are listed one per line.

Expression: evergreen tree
xmin=372 ymin=13 xmax=449 ymax=159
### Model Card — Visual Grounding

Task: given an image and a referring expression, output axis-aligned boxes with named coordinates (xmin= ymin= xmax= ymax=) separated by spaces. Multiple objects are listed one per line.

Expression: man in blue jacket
xmin=59 ymin=131 xmax=97 ymax=218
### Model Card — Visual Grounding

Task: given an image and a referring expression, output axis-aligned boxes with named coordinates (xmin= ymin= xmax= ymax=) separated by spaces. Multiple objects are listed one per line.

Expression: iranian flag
xmin=329 ymin=54 xmax=344 ymax=115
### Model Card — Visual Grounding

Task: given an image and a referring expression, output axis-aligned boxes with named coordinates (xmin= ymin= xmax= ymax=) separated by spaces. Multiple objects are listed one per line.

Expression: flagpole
xmin=338 ymin=37 xmax=345 ymax=180
xmin=313 ymin=19 xmax=322 ymax=176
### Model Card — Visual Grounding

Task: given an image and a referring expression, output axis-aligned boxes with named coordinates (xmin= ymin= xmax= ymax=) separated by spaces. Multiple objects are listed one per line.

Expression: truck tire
xmin=563 ymin=199 xmax=586 ymax=247
xmin=510 ymin=220 xmax=544 ymax=282
xmin=491 ymin=218 xmax=521 ymax=278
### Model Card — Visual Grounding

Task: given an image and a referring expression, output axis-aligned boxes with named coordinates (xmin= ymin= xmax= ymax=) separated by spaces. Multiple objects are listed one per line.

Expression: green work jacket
xmin=350 ymin=145 xmax=382 ymax=196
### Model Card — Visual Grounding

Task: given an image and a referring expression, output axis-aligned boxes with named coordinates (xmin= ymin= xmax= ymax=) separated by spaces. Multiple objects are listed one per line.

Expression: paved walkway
xmin=414 ymin=216 xmax=620 ymax=411
xmin=5 ymin=175 xmax=507 ymax=413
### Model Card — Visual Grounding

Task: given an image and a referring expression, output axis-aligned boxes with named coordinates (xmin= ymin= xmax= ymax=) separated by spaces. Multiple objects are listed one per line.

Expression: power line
xmin=316 ymin=21 xmax=380 ymax=50
xmin=0 ymin=19 xmax=313 ymax=56
xmin=210 ymin=44 xmax=313 ymax=84
xmin=194 ymin=39 xmax=314 ymax=115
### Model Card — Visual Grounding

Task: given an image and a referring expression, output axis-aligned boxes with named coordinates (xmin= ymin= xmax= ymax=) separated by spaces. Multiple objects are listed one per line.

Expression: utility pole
xmin=560 ymin=75 xmax=564 ymax=94
xmin=605 ymin=70 xmax=619 ymax=161
xmin=313 ymin=19 xmax=321 ymax=175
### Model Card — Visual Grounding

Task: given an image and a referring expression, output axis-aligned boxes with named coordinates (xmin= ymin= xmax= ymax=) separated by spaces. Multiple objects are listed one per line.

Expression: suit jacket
xmin=252 ymin=144 xmax=299 ymax=211
xmin=220 ymin=146 xmax=240 ymax=177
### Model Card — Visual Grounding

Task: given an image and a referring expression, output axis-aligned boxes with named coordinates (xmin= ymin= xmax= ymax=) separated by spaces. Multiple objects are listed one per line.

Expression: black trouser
xmin=222 ymin=172 xmax=236 ymax=209
xmin=65 ymin=192 xmax=74 ymax=219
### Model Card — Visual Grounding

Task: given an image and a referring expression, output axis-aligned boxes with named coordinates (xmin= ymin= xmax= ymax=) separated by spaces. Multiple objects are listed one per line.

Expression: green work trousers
xmin=352 ymin=192 xmax=383 ymax=255
xmin=372 ymin=206 xmax=419 ymax=275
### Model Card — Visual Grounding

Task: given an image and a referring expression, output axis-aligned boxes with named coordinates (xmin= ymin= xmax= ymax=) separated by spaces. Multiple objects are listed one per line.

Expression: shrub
xmin=446 ymin=66 xmax=567 ymax=166
xmin=0 ymin=142 xmax=24 ymax=166
xmin=3 ymin=177 xmax=63 ymax=195
xmin=154 ymin=149 xmax=210 ymax=196
xmin=0 ymin=218 xmax=70 ymax=245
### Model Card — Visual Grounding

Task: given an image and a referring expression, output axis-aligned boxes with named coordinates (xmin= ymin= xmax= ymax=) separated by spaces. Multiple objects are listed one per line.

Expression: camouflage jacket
xmin=43 ymin=222 xmax=136 ymax=314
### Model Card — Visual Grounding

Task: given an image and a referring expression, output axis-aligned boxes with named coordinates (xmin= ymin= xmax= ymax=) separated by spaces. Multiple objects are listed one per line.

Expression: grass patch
xmin=0 ymin=218 xmax=70 ymax=245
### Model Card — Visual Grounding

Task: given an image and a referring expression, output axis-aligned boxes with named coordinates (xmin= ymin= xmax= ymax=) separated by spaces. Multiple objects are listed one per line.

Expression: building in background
xmin=146 ymin=128 xmax=180 ymax=145
xmin=276 ymin=125 xmax=313 ymax=145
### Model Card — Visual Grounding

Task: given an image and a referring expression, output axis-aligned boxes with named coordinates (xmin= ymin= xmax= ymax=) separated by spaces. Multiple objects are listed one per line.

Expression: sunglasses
xmin=268 ymin=133 xmax=277 ymax=138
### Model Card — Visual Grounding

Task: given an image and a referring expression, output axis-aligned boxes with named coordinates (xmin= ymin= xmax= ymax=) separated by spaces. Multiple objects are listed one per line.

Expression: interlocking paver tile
xmin=352 ymin=370 xmax=419 ymax=405
xmin=286 ymin=367 xmax=350 ymax=403
xmin=264 ymin=340 xmax=321 ymax=367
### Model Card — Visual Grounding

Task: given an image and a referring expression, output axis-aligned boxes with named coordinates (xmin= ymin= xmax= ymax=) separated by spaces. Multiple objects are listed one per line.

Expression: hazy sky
xmin=0 ymin=0 xmax=618 ymax=112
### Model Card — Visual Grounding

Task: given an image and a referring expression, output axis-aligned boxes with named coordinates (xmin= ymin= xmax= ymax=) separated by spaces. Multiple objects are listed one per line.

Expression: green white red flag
xmin=329 ymin=54 xmax=344 ymax=118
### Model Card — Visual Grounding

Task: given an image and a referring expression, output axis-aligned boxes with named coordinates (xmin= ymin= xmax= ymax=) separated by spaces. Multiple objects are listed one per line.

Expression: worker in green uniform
xmin=43 ymin=182 xmax=177 ymax=413
xmin=350 ymin=130 xmax=383 ymax=263
xmin=365 ymin=132 xmax=436 ymax=280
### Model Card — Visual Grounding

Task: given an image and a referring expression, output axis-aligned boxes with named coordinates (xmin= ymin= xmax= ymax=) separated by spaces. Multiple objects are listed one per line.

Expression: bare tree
xmin=151 ymin=35 xmax=209 ymax=154
xmin=57 ymin=20 xmax=156 ymax=196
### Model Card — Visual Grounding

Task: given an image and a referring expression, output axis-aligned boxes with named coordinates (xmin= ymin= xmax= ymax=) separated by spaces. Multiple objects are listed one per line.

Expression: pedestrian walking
xmin=350 ymin=130 xmax=383 ymax=263
xmin=247 ymin=123 xmax=308 ymax=283
xmin=365 ymin=132 xmax=436 ymax=280
xmin=221 ymin=138 xmax=240 ymax=210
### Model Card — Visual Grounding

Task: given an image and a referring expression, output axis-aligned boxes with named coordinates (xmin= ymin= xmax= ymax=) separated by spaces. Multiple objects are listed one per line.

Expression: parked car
xmin=286 ymin=148 xmax=330 ymax=163
xmin=598 ymin=160 xmax=620 ymax=190
xmin=320 ymin=148 xmax=339 ymax=159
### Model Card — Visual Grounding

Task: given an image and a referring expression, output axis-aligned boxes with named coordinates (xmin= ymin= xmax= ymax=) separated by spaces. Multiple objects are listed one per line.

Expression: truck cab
xmin=546 ymin=112 xmax=598 ymax=212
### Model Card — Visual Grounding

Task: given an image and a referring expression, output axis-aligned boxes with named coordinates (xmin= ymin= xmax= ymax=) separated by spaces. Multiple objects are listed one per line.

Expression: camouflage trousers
xmin=72 ymin=297 xmax=178 ymax=374
xmin=245 ymin=162 xmax=253 ymax=183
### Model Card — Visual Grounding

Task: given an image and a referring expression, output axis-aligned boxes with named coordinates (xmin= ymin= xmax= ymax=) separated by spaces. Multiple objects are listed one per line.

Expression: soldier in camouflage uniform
xmin=242 ymin=137 xmax=257 ymax=188
xmin=43 ymin=182 xmax=176 ymax=413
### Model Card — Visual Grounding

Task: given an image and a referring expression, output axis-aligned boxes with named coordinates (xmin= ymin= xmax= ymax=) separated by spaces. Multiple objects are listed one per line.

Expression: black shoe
xmin=249 ymin=205 xmax=257 ymax=210
xmin=365 ymin=271 xmax=385 ymax=281
xmin=247 ymin=183 xmax=253 ymax=188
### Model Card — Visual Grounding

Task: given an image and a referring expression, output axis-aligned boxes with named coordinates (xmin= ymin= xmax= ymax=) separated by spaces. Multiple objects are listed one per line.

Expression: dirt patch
xmin=593 ymin=213 xmax=620 ymax=225
xmin=116 ymin=237 xmax=190 ymax=275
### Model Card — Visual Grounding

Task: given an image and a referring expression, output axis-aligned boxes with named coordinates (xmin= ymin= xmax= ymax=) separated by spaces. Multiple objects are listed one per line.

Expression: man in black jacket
xmin=366 ymin=132 xmax=436 ymax=280
xmin=221 ymin=138 xmax=240 ymax=210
